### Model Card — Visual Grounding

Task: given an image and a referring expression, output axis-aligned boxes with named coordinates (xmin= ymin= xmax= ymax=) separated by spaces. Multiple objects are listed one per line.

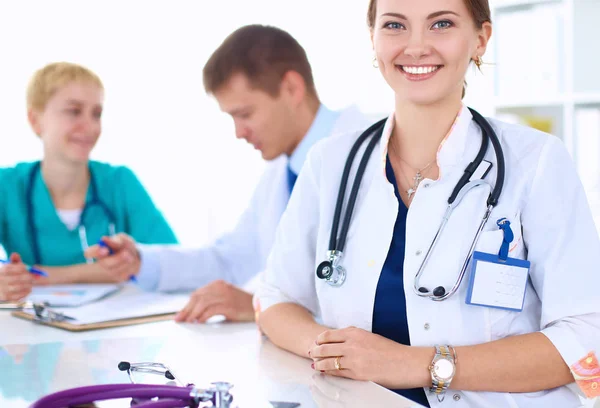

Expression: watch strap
xmin=430 ymin=345 xmax=455 ymax=402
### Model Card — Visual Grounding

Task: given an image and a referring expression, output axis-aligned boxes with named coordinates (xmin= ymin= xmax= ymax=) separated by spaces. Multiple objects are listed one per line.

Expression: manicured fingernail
xmin=311 ymin=363 xmax=315 ymax=369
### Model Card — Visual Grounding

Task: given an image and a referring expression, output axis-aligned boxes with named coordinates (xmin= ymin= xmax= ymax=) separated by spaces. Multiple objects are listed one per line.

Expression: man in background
xmin=86 ymin=24 xmax=369 ymax=323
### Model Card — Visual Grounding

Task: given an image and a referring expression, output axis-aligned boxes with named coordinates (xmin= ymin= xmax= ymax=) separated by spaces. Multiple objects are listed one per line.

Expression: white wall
xmin=0 ymin=0 xmax=495 ymax=246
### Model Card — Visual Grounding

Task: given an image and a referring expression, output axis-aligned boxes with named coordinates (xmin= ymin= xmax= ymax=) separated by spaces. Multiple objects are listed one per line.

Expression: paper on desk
xmin=27 ymin=284 xmax=122 ymax=307
xmin=23 ymin=291 xmax=190 ymax=325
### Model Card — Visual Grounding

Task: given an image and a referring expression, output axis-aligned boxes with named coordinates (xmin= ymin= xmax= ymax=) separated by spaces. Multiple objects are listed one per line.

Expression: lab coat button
xmin=453 ymin=394 xmax=461 ymax=401
xmin=423 ymin=183 xmax=430 ymax=188
xmin=424 ymin=323 xmax=430 ymax=330
xmin=416 ymin=250 xmax=422 ymax=256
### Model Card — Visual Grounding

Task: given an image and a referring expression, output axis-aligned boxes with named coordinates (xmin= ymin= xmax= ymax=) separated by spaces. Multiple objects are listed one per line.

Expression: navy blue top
xmin=371 ymin=156 xmax=430 ymax=407
xmin=287 ymin=164 xmax=298 ymax=194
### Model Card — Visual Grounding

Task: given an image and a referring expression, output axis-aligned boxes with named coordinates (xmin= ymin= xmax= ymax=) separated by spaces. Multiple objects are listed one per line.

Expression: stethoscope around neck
xmin=316 ymin=108 xmax=505 ymax=301
xmin=26 ymin=161 xmax=117 ymax=266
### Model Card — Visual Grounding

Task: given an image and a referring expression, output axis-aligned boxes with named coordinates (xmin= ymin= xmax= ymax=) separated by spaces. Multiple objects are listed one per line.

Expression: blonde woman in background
xmin=0 ymin=62 xmax=177 ymax=301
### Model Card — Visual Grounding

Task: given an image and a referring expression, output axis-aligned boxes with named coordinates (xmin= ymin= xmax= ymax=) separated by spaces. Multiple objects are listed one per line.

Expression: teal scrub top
xmin=0 ymin=161 xmax=178 ymax=266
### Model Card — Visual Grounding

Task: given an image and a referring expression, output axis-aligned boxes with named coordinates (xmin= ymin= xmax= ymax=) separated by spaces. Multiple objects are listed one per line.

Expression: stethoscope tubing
xmin=329 ymin=118 xmax=387 ymax=250
xmin=27 ymin=161 xmax=117 ymax=265
xmin=319 ymin=108 xmax=506 ymax=300
xmin=30 ymin=384 xmax=195 ymax=408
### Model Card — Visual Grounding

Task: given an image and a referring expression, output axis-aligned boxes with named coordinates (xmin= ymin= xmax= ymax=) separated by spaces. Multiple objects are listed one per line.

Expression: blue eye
xmin=383 ymin=21 xmax=405 ymax=30
xmin=432 ymin=20 xmax=453 ymax=30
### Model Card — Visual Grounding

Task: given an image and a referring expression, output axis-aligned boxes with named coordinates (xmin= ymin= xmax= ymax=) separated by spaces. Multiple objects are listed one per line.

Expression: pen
xmin=0 ymin=260 xmax=48 ymax=277
xmin=97 ymin=241 xmax=137 ymax=283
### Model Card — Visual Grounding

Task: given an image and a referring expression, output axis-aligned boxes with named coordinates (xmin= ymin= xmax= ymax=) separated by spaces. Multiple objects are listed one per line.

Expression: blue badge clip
xmin=496 ymin=218 xmax=514 ymax=262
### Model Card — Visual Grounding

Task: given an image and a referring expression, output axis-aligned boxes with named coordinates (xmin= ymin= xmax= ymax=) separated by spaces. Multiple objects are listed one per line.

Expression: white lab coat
xmin=256 ymin=106 xmax=600 ymax=407
xmin=139 ymin=106 xmax=371 ymax=292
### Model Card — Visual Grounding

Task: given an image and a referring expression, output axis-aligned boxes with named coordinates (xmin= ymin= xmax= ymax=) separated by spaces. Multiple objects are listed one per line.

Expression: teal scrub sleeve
xmin=0 ymin=168 xmax=7 ymax=249
xmin=118 ymin=167 xmax=178 ymax=244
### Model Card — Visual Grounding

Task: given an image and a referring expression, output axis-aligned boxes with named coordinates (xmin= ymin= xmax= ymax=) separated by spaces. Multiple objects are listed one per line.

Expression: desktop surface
xmin=0 ymin=312 xmax=420 ymax=408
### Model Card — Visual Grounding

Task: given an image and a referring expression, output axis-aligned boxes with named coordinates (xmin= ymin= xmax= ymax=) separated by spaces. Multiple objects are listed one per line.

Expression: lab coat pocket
xmin=473 ymin=229 xmax=504 ymax=254
xmin=489 ymin=218 xmax=532 ymax=340
xmin=506 ymin=215 xmax=525 ymax=259
xmin=476 ymin=217 xmax=529 ymax=339
xmin=479 ymin=215 xmax=525 ymax=257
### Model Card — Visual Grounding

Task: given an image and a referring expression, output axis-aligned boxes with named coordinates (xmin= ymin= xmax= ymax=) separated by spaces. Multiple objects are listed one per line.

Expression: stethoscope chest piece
xmin=317 ymin=250 xmax=346 ymax=287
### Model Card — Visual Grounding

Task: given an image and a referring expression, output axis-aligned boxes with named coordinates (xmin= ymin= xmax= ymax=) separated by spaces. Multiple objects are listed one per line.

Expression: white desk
xmin=0 ymin=307 xmax=420 ymax=407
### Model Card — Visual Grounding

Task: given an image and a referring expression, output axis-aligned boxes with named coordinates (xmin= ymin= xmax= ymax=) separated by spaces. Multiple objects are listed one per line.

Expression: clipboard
xmin=11 ymin=310 xmax=176 ymax=332
xmin=9 ymin=287 xmax=190 ymax=332
xmin=26 ymin=284 xmax=122 ymax=307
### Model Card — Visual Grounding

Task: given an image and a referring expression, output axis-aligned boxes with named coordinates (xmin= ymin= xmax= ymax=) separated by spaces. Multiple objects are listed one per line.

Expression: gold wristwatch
xmin=429 ymin=345 xmax=456 ymax=402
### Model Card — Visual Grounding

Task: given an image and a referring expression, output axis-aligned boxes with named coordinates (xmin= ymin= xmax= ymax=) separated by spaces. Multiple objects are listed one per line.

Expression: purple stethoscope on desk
xmin=30 ymin=361 xmax=301 ymax=408
xmin=30 ymin=361 xmax=235 ymax=408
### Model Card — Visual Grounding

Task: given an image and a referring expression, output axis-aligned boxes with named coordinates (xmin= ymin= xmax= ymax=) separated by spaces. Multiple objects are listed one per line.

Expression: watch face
xmin=434 ymin=359 xmax=455 ymax=380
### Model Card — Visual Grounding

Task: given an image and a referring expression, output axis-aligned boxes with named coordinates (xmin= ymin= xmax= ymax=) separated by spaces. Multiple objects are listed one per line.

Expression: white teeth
xmin=401 ymin=66 xmax=439 ymax=75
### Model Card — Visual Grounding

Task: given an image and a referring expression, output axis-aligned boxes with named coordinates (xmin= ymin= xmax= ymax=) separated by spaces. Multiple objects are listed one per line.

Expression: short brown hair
xmin=367 ymin=0 xmax=491 ymax=30
xmin=27 ymin=62 xmax=103 ymax=111
xmin=203 ymin=24 xmax=317 ymax=98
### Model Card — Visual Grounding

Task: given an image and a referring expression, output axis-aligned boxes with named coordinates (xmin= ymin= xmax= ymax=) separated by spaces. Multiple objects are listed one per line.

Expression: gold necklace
xmin=389 ymin=139 xmax=435 ymax=200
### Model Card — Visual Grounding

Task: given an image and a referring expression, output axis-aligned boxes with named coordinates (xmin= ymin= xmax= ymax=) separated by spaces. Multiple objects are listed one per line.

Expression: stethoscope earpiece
xmin=433 ymin=286 xmax=446 ymax=297
xmin=417 ymin=286 xmax=446 ymax=297
xmin=118 ymin=361 xmax=131 ymax=371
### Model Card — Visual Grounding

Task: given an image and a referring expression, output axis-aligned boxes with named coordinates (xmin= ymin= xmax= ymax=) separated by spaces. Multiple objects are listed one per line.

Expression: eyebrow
xmin=64 ymin=99 xmax=102 ymax=109
xmin=229 ymin=107 xmax=251 ymax=116
xmin=381 ymin=10 xmax=460 ymax=20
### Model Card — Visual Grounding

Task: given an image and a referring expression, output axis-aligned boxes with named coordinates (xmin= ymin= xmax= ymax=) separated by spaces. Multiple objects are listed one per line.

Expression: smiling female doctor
xmin=255 ymin=0 xmax=600 ymax=407
xmin=0 ymin=62 xmax=177 ymax=298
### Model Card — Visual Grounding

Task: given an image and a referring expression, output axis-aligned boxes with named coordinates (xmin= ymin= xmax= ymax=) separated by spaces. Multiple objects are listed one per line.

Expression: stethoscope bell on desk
xmin=117 ymin=361 xmax=234 ymax=407
xmin=316 ymin=250 xmax=346 ymax=286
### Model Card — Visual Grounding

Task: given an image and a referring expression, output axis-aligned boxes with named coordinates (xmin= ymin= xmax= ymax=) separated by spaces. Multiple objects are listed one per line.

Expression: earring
xmin=372 ymin=56 xmax=379 ymax=68
xmin=473 ymin=56 xmax=483 ymax=69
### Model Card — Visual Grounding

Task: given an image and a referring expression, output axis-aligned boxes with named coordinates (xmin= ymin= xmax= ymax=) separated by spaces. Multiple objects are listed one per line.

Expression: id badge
xmin=465 ymin=218 xmax=531 ymax=312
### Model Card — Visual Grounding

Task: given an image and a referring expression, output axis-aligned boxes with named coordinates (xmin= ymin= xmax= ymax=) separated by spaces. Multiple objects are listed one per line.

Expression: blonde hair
xmin=26 ymin=62 xmax=103 ymax=112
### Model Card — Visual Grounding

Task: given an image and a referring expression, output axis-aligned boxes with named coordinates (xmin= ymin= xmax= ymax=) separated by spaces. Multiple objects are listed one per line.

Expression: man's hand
xmin=85 ymin=233 xmax=138 ymax=260
xmin=175 ymin=280 xmax=254 ymax=323
xmin=83 ymin=233 xmax=141 ymax=282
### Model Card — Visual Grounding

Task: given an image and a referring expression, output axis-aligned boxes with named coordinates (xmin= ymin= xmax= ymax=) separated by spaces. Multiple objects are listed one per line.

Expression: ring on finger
xmin=334 ymin=356 xmax=342 ymax=371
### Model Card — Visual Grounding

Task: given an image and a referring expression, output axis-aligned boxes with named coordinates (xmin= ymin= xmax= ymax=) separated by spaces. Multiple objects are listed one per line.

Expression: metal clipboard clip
xmin=0 ymin=301 xmax=75 ymax=323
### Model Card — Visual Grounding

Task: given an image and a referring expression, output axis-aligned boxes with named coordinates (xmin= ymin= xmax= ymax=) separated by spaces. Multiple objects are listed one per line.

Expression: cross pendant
xmin=407 ymin=172 xmax=423 ymax=200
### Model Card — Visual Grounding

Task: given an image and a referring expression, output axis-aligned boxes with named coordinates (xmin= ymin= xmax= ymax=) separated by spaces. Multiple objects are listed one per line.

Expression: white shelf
xmin=491 ymin=0 xmax=600 ymax=229
xmin=574 ymin=92 xmax=600 ymax=106
xmin=494 ymin=97 xmax=565 ymax=110
xmin=494 ymin=0 xmax=560 ymax=10
xmin=495 ymin=93 xmax=600 ymax=109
